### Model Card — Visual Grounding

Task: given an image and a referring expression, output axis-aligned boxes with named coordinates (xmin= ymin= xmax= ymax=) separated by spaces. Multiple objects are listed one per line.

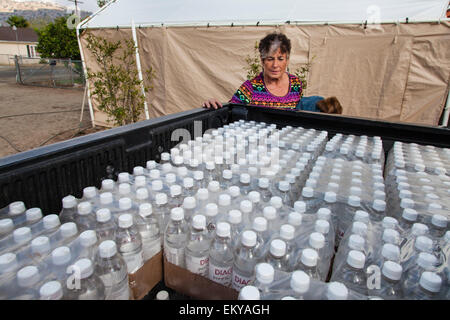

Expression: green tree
xmin=97 ymin=0 xmax=109 ymax=8
xmin=244 ymin=41 xmax=261 ymax=80
xmin=28 ymin=16 xmax=53 ymax=32
xmin=85 ymin=34 xmax=155 ymax=126
xmin=6 ymin=15 xmax=30 ymax=28
xmin=36 ymin=16 xmax=80 ymax=60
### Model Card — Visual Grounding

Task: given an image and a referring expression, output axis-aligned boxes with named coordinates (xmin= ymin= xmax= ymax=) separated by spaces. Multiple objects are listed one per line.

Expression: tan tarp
xmin=79 ymin=22 xmax=450 ymax=127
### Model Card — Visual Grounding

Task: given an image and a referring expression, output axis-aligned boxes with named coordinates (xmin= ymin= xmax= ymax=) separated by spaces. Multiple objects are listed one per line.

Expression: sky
xmin=52 ymin=0 xmax=101 ymax=14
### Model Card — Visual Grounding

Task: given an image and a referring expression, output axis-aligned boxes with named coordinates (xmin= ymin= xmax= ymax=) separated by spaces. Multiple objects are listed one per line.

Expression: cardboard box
xmin=163 ymin=255 xmax=238 ymax=300
xmin=129 ymin=251 xmax=163 ymax=300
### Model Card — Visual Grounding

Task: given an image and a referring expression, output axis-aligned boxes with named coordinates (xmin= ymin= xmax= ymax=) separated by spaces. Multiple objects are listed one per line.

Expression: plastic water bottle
xmin=136 ymin=203 xmax=161 ymax=261
xmin=11 ymin=265 xmax=42 ymax=299
xmin=98 ymin=192 xmax=117 ymax=215
xmin=265 ymin=239 xmax=288 ymax=272
xmin=56 ymin=222 xmax=79 ymax=247
xmin=0 ymin=219 xmax=14 ymax=240
xmin=205 ymin=203 xmax=219 ymax=238
xmin=164 ymin=208 xmax=188 ymax=268
xmin=59 ymin=195 xmax=78 ymax=224
xmin=77 ymin=230 xmax=98 ymax=261
xmin=232 ymin=230 xmax=259 ymax=291
xmin=296 ymin=248 xmax=321 ymax=281
xmin=331 ymin=250 xmax=367 ymax=296
xmin=368 ymin=261 xmax=404 ymax=300
xmin=65 ymin=258 xmax=106 ymax=300
xmin=22 ymin=208 xmax=43 ymax=227
xmin=208 ymin=222 xmax=233 ymax=287
xmin=290 ymin=270 xmax=311 ymax=300
xmin=185 ymin=215 xmax=211 ymax=277
xmin=238 ymin=174 xmax=252 ymax=196
xmin=408 ymin=271 xmax=443 ymax=300
xmin=49 ymin=246 xmax=73 ymax=280
xmin=81 ymin=186 xmax=99 ymax=208
xmin=182 ymin=177 xmax=196 ymax=197
xmin=39 ymin=280 xmax=64 ymax=300
xmin=238 ymin=285 xmax=260 ymax=300
xmin=326 ymin=282 xmax=348 ymax=300
xmin=115 ymin=214 xmax=144 ymax=274
xmin=95 ymin=209 xmax=116 ymax=243
xmin=402 ymin=252 xmax=438 ymax=295
xmin=95 ymin=240 xmax=130 ymax=300
xmin=429 ymin=214 xmax=447 ymax=239
xmin=256 ymin=178 xmax=272 ymax=203
xmin=253 ymin=263 xmax=275 ymax=297
xmin=153 ymin=193 xmax=170 ymax=233
xmin=74 ymin=202 xmax=96 ymax=232
xmin=182 ymin=197 xmax=197 ymax=224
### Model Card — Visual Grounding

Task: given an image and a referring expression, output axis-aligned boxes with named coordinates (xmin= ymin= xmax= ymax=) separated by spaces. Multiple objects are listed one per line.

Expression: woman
xmin=203 ymin=32 xmax=302 ymax=110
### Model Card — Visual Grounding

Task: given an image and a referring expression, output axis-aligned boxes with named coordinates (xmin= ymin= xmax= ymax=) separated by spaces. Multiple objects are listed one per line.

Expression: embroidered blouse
xmin=230 ymin=72 xmax=302 ymax=109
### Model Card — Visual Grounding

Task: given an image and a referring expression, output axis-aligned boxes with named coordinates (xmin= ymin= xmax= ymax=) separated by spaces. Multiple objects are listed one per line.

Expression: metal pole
xmin=441 ymin=89 xmax=450 ymax=127
xmin=131 ymin=19 xmax=150 ymax=120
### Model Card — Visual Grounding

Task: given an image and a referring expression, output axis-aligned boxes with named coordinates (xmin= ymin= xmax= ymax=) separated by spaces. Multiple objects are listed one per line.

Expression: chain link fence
xmin=14 ymin=56 xmax=85 ymax=89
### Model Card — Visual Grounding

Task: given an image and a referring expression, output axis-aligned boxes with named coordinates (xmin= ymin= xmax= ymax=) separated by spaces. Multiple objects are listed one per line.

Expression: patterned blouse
xmin=230 ymin=72 xmax=302 ymax=109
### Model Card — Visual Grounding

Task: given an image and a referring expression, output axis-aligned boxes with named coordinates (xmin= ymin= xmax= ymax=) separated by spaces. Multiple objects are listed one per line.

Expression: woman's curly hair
xmin=259 ymin=33 xmax=292 ymax=59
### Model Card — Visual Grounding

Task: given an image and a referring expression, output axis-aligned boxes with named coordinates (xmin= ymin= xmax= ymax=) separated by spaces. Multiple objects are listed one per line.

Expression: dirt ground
xmin=0 ymin=66 xmax=106 ymax=159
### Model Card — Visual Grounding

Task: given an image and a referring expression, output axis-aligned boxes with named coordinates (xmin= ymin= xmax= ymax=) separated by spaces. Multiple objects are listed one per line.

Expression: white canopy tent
xmin=77 ymin=0 xmax=450 ymax=127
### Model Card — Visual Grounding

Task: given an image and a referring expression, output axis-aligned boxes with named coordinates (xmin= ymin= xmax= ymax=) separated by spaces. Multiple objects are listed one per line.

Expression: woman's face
xmin=261 ymin=47 xmax=289 ymax=80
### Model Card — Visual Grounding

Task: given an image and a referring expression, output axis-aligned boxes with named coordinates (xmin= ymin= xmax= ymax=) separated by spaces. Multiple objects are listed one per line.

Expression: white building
xmin=0 ymin=26 xmax=39 ymax=65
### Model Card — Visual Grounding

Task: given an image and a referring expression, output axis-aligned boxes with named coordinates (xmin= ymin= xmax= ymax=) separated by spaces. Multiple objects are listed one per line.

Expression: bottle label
xmin=142 ymin=238 xmax=162 ymax=261
xmin=122 ymin=251 xmax=144 ymax=274
xmin=209 ymin=263 xmax=232 ymax=287
xmin=231 ymin=271 xmax=254 ymax=291
xmin=164 ymin=245 xmax=185 ymax=267
xmin=185 ymin=254 xmax=209 ymax=276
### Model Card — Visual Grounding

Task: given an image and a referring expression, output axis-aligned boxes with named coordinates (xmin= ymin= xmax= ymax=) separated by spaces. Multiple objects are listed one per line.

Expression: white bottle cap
xmin=205 ymin=203 xmax=218 ymax=217
xmin=118 ymin=172 xmax=130 ymax=183
xmin=146 ymin=160 xmax=157 ymax=170
xmin=196 ymin=188 xmax=209 ymax=201
xmin=270 ymin=239 xmax=286 ymax=257
xmin=372 ymin=200 xmax=386 ymax=212
xmin=349 ymin=187 xmax=362 ymax=197
xmin=315 ymin=219 xmax=330 ymax=235
xmin=165 ymin=173 xmax=177 ymax=184
xmin=79 ymin=230 xmax=97 ymax=247
xmin=205 ymin=161 xmax=215 ymax=170
xmin=52 ymin=246 xmax=71 ymax=266
xmin=60 ymin=222 xmax=78 ymax=238
xmin=170 ymin=208 xmax=184 ymax=221
xmin=135 ymin=176 xmax=147 ymax=188
xmin=270 ymin=197 xmax=283 ymax=209
xmin=382 ymin=261 xmax=402 ymax=281
xmin=118 ymin=213 xmax=133 ymax=228
xmin=348 ymin=195 xmax=361 ymax=207
xmin=301 ymin=248 xmax=318 ymax=267
xmin=309 ymin=232 xmax=325 ymax=250
xmin=73 ymin=258 xmax=94 ymax=279
xmin=381 ymin=243 xmax=400 ymax=261
xmin=411 ymin=223 xmax=428 ymax=236
xmin=354 ymin=210 xmax=369 ymax=224
xmin=155 ymin=193 xmax=168 ymax=205
xmin=135 ymin=188 xmax=148 ymax=201
xmin=41 ymin=215 xmax=59 ymax=231
xmin=222 ymin=170 xmax=233 ymax=180
xmin=248 ymin=191 xmax=260 ymax=204
xmin=415 ymin=236 xmax=433 ymax=252
xmin=77 ymin=202 xmax=92 ymax=215
xmin=278 ymin=181 xmax=290 ymax=192
xmin=417 ymin=252 xmax=438 ymax=270
xmin=9 ymin=201 xmax=26 ymax=215
xmin=288 ymin=212 xmax=302 ymax=227
xmin=0 ymin=253 xmax=18 ymax=273
xmin=96 ymin=208 xmax=111 ymax=223
xmin=382 ymin=229 xmax=400 ymax=245
xmin=161 ymin=152 xmax=170 ymax=161
xmin=208 ymin=181 xmax=220 ymax=193
xmin=431 ymin=214 xmax=447 ymax=228
xmin=302 ymin=187 xmax=314 ymax=198
xmin=182 ymin=177 xmax=194 ymax=189
xmin=400 ymin=198 xmax=414 ymax=209
xmin=348 ymin=234 xmax=365 ymax=251
xmin=346 ymin=250 xmax=365 ymax=269
xmin=294 ymin=201 xmax=306 ymax=214
xmin=258 ymin=178 xmax=269 ymax=189
xmin=29 ymin=236 xmax=51 ymax=256
xmin=156 ymin=290 xmax=170 ymax=300
xmin=228 ymin=186 xmax=240 ymax=198
xmin=290 ymin=270 xmax=310 ymax=294
xmin=228 ymin=210 xmax=242 ymax=225
xmin=138 ymin=203 xmax=152 ymax=217
xmin=374 ymin=190 xmax=386 ymax=201
xmin=280 ymin=224 xmax=295 ymax=241
xmin=256 ymin=263 xmax=275 ymax=284
xmin=402 ymin=208 xmax=418 ymax=222
xmin=324 ymin=192 xmax=337 ymax=203
xmin=192 ymin=215 xmax=206 ymax=230
xmin=0 ymin=219 xmax=13 ymax=235
xmin=445 ymin=231 xmax=450 ymax=243
xmin=350 ymin=221 xmax=367 ymax=236
xmin=240 ymin=200 xmax=253 ymax=214
xmin=83 ymin=186 xmax=97 ymax=199
xmin=173 ymin=156 xmax=184 ymax=166
xmin=263 ymin=206 xmax=277 ymax=221
xmin=317 ymin=208 xmax=331 ymax=221
xmin=253 ymin=217 xmax=267 ymax=232
xmin=100 ymin=192 xmax=113 ymax=205
xmin=17 ymin=266 xmax=40 ymax=287
xmin=119 ymin=197 xmax=132 ymax=210
xmin=182 ymin=197 xmax=196 ymax=210
xmin=419 ymin=272 xmax=442 ymax=293
xmin=39 ymin=281 xmax=63 ymax=300
xmin=240 ymin=173 xmax=251 ymax=184
xmin=216 ymin=222 xmax=231 ymax=238
xmin=133 ymin=166 xmax=145 ymax=176
xmin=149 ymin=169 xmax=161 ymax=180
xmin=151 ymin=180 xmax=163 ymax=192
xmin=13 ymin=227 xmax=32 ymax=244
xmin=101 ymin=179 xmax=115 ymax=191
xmin=382 ymin=217 xmax=398 ymax=229
xmin=327 ymin=282 xmax=349 ymax=300
xmin=25 ymin=208 xmax=43 ymax=223
xmin=238 ymin=285 xmax=260 ymax=300
xmin=242 ymin=230 xmax=257 ymax=247
xmin=169 ymin=185 xmax=181 ymax=197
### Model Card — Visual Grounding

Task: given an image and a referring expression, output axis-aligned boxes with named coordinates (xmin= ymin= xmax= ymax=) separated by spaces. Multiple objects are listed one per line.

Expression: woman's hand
xmin=202 ymin=99 xmax=223 ymax=109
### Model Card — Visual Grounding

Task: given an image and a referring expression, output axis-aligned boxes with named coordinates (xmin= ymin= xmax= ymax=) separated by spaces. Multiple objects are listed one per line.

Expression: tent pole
xmin=441 ymin=89 xmax=450 ymax=127
xmin=132 ymin=19 xmax=150 ymax=120
xmin=76 ymin=25 xmax=96 ymax=128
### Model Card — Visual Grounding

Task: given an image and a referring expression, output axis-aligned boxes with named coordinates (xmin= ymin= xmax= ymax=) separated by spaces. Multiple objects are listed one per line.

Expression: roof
xmin=0 ymin=27 xmax=38 ymax=42
xmin=80 ymin=0 xmax=450 ymax=29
